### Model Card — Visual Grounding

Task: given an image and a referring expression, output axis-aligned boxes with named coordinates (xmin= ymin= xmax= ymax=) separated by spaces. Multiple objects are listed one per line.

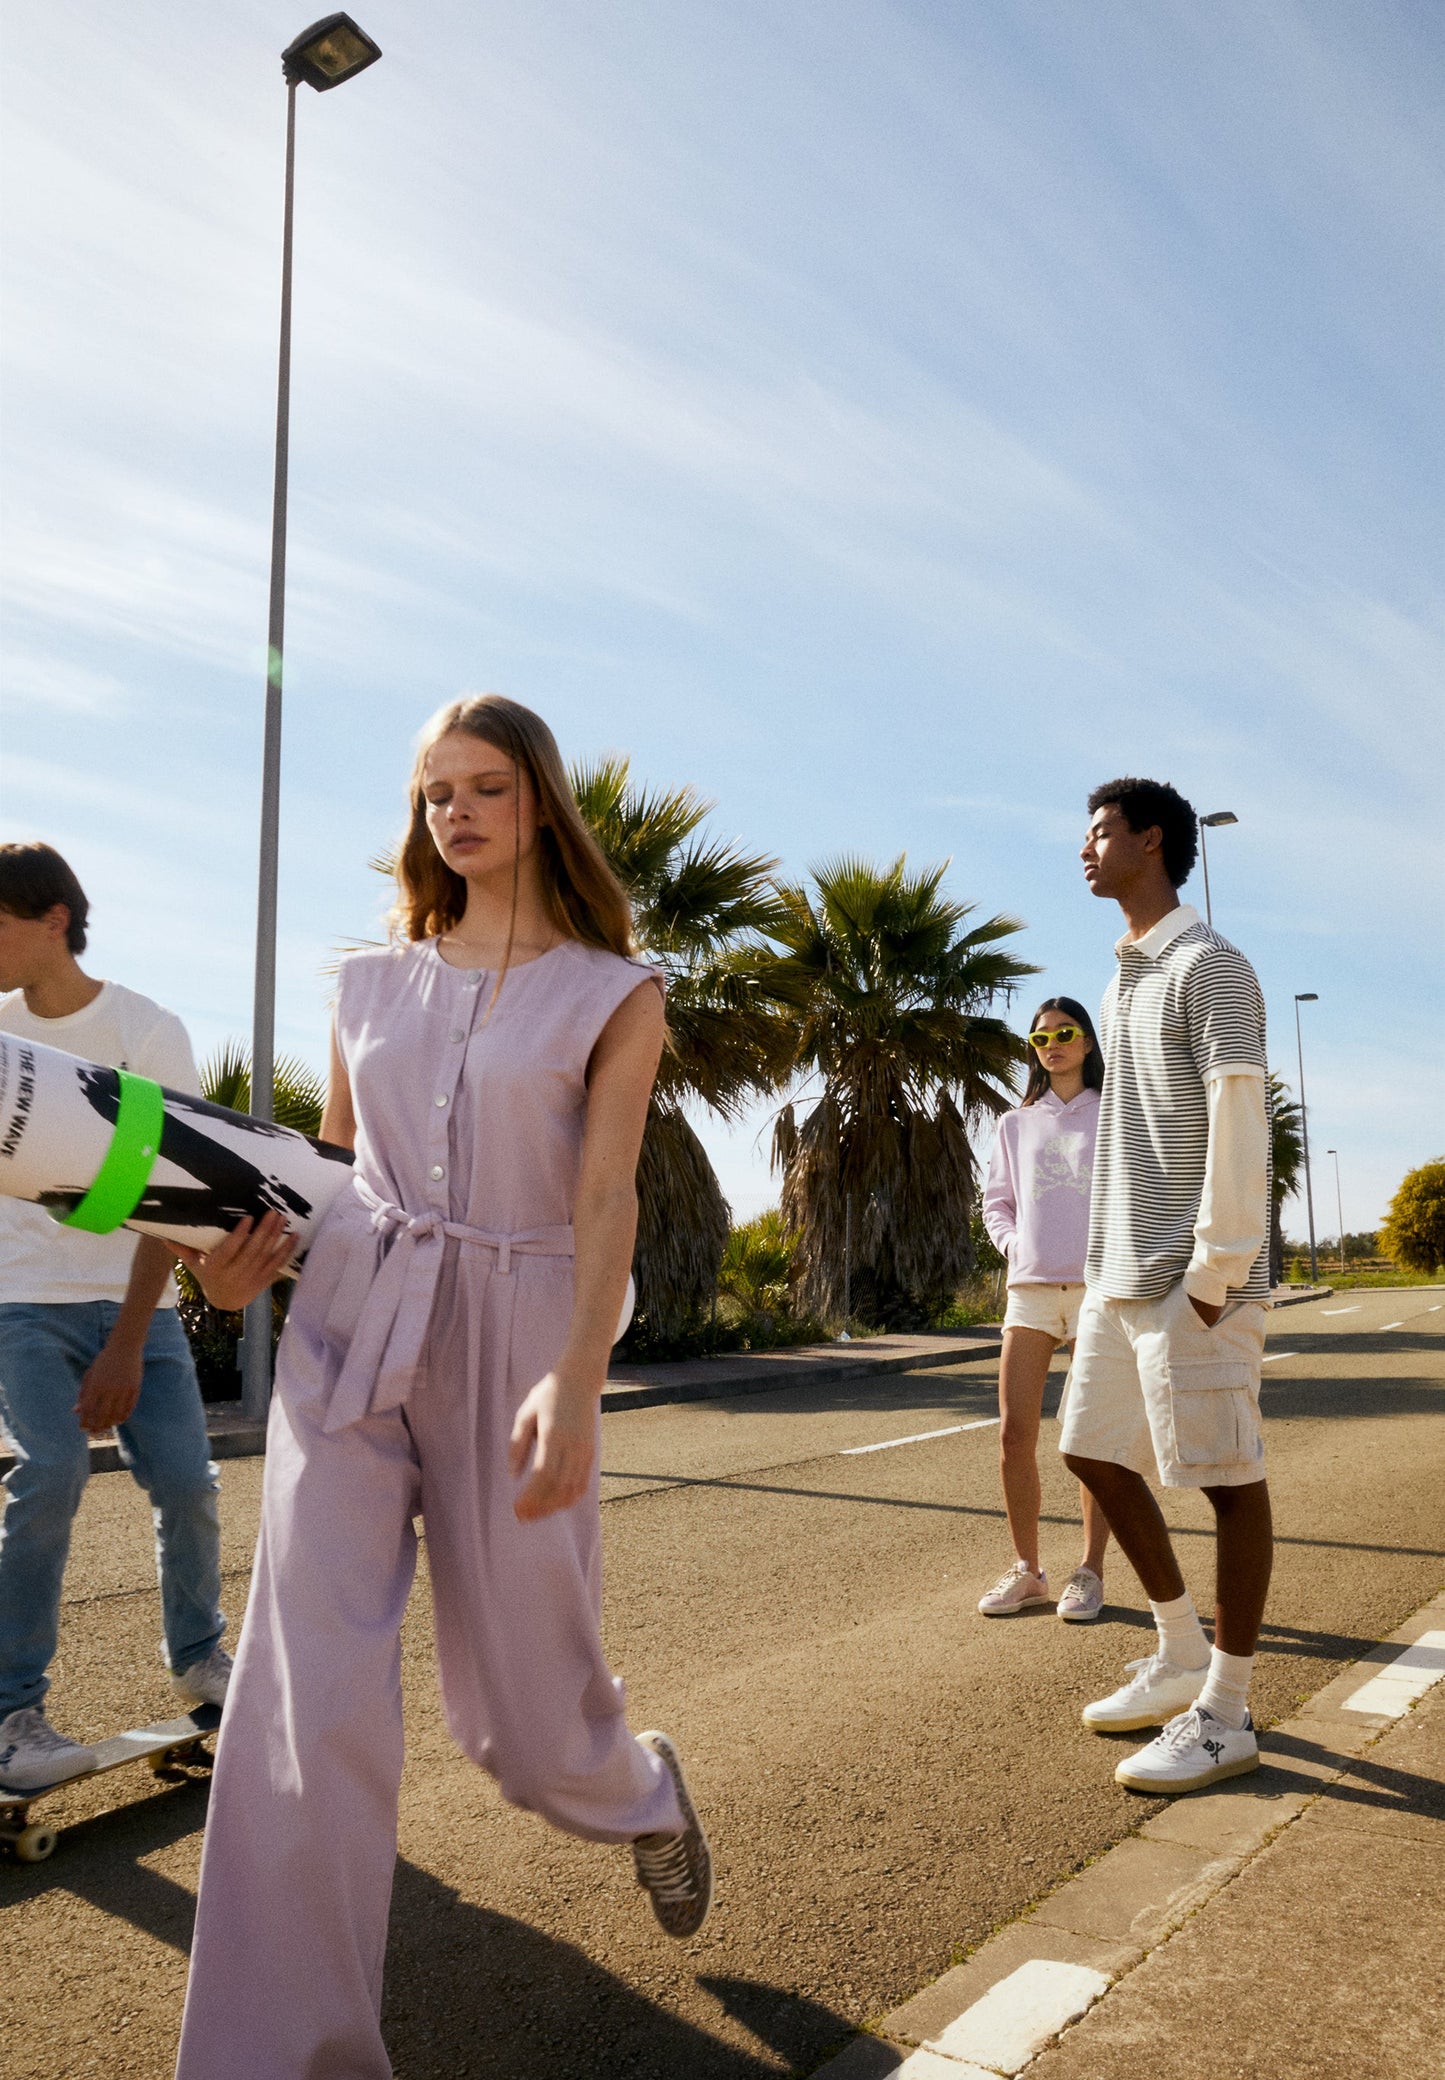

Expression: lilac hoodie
xmin=982 ymin=1085 xmax=1100 ymax=1285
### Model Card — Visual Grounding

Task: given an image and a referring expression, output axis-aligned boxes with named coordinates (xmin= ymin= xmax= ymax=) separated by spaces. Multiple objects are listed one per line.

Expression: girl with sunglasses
xmin=173 ymin=697 xmax=711 ymax=2080
xmin=979 ymin=997 xmax=1110 ymax=1621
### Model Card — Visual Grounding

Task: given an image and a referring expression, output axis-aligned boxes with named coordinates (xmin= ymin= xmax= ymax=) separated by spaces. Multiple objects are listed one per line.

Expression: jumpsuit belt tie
xmin=323 ymin=1175 xmax=575 ymax=1434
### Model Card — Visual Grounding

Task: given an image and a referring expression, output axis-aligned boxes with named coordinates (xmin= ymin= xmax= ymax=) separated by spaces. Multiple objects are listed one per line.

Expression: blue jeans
xmin=0 ymin=1301 xmax=225 ymax=1715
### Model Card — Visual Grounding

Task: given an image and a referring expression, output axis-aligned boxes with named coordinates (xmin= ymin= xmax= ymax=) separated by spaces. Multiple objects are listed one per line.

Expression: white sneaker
xmin=171 ymin=1645 xmax=233 ymax=1709
xmin=1081 ymin=1652 xmax=1208 ymax=1732
xmin=1115 ymin=1705 xmax=1259 ymax=1794
xmin=0 ymin=1707 xmax=99 ymax=1793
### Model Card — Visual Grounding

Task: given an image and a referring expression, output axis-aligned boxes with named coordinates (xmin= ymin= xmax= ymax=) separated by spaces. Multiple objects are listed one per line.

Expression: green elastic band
xmin=59 ymin=1070 xmax=165 ymax=1234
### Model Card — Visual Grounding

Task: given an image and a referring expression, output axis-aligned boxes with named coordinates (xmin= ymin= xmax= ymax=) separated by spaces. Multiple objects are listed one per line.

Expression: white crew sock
xmin=1149 ymin=1591 xmax=1210 ymax=1671
xmin=1198 ymin=1648 xmax=1254 ymax=1730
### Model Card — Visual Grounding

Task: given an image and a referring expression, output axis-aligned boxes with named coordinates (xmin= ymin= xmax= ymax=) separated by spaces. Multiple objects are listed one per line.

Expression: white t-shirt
xmin=0 ymin=981 xmax=200 ymax=1307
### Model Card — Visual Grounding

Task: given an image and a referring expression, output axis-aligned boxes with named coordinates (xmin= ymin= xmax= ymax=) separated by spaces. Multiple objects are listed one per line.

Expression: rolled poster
xmin=0 ymin=1031 xmax=353 ymax=1270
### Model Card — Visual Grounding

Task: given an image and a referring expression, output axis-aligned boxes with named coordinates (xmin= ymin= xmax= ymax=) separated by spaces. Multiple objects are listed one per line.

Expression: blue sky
xmin=3 ymin=0 xmax=1441 ymax=1233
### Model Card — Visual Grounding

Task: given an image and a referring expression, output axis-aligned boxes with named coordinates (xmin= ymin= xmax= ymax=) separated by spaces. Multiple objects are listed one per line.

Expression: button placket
xmin=431 ymin=971 xmax=482 ymax=1207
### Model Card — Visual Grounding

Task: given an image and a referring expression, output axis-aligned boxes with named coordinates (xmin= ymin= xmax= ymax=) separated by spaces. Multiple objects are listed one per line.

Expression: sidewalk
xmin=816 ymin=1590 xmax=1445 ymax=2080
xmin=0 ymin=1328 xmax=1005 ymax=1476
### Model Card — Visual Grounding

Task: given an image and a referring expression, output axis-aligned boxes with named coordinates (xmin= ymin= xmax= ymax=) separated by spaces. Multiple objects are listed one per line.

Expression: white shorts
xmin=1003 ymin=1282 xmax=1085 ymax=1344
xmin=1059 ymin=1283 xmax=1268 ymax=1490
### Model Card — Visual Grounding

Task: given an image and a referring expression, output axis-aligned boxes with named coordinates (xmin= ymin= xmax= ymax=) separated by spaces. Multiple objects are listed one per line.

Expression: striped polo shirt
xmin=1086 ymin=905 xmax=1272 ymax=1303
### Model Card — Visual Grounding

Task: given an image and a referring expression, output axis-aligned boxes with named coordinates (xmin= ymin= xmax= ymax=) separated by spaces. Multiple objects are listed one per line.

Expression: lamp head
xmin=1201 ymin=811 xmax=1238 ymax=828
xmin=1296 ymin=992 xmax=1319 ymax=1003
xmin=282 ymin=13 xmax=381 ymax=89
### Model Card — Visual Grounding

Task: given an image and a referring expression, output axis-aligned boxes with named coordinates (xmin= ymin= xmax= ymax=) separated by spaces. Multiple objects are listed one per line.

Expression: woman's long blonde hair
xmin=391 ymin=695 xmax=636 ymax=959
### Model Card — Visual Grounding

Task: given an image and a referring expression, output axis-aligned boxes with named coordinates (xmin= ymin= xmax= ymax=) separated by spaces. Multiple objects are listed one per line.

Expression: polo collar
xmin=1115 ymin=903 xmax=1200 ymax=963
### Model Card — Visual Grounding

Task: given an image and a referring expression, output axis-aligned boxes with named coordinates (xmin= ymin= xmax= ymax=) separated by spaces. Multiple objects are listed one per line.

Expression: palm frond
xmin=197 ymin=1044 xmax=327 ymax=1138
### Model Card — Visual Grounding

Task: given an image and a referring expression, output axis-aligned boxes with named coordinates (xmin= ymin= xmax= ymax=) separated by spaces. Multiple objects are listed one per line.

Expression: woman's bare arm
xmin=509 ymin=978 xmax=665 ymax=1520
xmin=319 ymin=1022 xmax=357 ymax=1150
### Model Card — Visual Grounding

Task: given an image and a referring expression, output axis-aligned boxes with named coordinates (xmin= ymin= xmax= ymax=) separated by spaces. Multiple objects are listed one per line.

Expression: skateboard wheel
xmin=15 ymin=1824 xmax=58 ymax=1862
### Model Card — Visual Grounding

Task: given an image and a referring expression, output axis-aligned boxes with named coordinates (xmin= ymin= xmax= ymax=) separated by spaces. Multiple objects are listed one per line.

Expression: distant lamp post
xmin=1294 ymin=994 xmax=1319 ymax=1286
xmin=242 ymin=13 xmax=382 ymax=1422
xmin=1198 ymin=811 xmax=1237 ymax=929
xmin=1326 ymin=1149 xmax=1346 ymax=1276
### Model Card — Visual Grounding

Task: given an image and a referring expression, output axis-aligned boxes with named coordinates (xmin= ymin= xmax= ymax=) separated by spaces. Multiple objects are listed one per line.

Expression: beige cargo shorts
xmin=1058 ymin=1282 xmax=1268 ymax=1488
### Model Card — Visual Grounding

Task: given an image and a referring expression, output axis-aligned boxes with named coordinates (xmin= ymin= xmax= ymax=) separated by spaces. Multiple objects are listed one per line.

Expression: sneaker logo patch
xmin=1203 ymin=1738 xmax=1224 ymax=1763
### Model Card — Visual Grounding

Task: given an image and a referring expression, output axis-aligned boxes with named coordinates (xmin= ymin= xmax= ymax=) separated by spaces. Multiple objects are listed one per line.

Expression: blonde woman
xmin=978 ymin=997 xmax=1110 ymax=1622
xmin=175 ymin=698 xmax=710 ymax=2080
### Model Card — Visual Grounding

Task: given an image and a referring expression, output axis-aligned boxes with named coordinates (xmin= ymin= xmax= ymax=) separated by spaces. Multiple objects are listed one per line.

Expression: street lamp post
xmin=1198 ymin=811 xmax=1237 ymax=929
xmin=1294 ymin=993 xmax=1319 ymax=1287
xmin=240 ymin=14 xmax=382 ymax=1421
xmin=1326 ymin=1149 xmax=1346 ymax=1276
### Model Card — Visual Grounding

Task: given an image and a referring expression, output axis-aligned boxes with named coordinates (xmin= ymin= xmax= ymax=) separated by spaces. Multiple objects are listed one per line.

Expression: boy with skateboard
xmin=0 ymin=842 xmax=231 ymax=1794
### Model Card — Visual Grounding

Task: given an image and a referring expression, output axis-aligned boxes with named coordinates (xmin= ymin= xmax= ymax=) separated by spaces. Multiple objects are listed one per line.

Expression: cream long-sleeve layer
xmin=1182 ymin=1065 xmax=1270 ymax=1310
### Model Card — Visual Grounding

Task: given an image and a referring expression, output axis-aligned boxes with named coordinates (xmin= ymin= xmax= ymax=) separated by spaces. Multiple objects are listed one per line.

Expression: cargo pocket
xmin=1164 ymin=1357 xmax=1262 ymax=1470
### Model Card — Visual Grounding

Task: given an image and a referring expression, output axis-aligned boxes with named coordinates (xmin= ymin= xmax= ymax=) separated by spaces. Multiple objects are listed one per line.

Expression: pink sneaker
xmin=978 ymin=1560 xmax=1052 ymax=1616
xmin=1056 ymin=1566 xmax=1105 ymax=1623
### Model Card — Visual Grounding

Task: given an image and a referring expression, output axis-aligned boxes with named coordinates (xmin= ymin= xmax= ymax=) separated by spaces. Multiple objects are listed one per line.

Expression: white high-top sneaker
xmin=0 ymin=1707 xmax=98 ymax=1793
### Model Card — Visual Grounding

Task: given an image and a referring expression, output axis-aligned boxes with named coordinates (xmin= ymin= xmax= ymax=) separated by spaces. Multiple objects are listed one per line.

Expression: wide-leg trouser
xmin=175 ymin=1363 xmax=681 ymax=2080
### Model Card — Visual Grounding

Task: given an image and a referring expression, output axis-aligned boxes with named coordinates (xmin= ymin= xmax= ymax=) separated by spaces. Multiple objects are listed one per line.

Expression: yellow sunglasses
xmin=1028 ymin=1025 xmax=1082 ymax=1048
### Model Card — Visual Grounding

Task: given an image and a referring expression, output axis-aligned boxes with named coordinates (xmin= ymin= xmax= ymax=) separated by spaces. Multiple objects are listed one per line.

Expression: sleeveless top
xmin=278 ymin=937 xmax=662 ymax=1433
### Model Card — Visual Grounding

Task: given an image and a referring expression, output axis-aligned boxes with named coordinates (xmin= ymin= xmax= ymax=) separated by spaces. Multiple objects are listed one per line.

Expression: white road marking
xmin=840 ymin=1417 xmax=999 ymax=1456
xmin=1430 ymin=1305 xmax=1442 ymax=1312
xmin=924 ymin=1958 xmax=1111 ymax=2072
xmin=1319 ymin=1306 xmax=1360 ymax=1315
xmin=1260 ymin=1352 xmax=1297 ymax=1363
xmin=1343 ymin=1631 xmax=1445 ymax=1717
xmin=1380 ymin=1321 xmax=1405 ymax=1331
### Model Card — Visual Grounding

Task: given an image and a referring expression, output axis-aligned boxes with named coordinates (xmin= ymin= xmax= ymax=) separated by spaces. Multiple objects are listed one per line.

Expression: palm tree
xmin=175 ymin=1046 xmax=328 ymax=1395
xmin=1268 ymin=1070 xmax=1305 ymax=1287
xmin=717 ymin=1208 xmax=796 ymax=1323
xmin=769 ymin=855 xmax=1037 ymax=1328
xmin=571 ymin=758 xmax=795 ymax=1344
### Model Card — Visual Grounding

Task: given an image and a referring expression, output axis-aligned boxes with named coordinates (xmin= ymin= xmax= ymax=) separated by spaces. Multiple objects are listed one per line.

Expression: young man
xmin=0 ymin=842 xmax=231 ymax=1793
xmin=1062 ymin=779 xmax=1272 ymax=1793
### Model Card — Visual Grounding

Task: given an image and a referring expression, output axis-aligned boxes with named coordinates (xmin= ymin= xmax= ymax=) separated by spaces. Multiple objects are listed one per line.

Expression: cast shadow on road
xmin=382 ymin=1859 xmax=853 ymax=2079
xmin=1096 ymin=1605 xmax=1420 ymax=1669
xmin=0 ymin=1770 xmax=207 ymax=1946
xmin=1263 ymin=1331 xmax=1445 ymax=1359
xmin=1264 ymin=1732 xmax=1445 ymax=1824
xmin=1259 ymin=1372 xmax=1445 ymax=1420
xmin=599 ymin=1468 xmax=1445 ymax=1569
xmin=3 ymin=1790 xmax=855 ymax=2080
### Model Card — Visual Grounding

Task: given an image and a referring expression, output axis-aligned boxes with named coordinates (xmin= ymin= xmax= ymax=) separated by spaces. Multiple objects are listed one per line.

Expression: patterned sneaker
xmin=632 ymin=1731 xmax=713 ymax=1940
xmin=978 ymin=1561 xmax=1052 ymax=1616
xmin=1081 ymin=1652 xmax=1208 ymax=1732
xmin=0 ymin=1707 xmax=99 ymax=1793
xmin=171 ymin=1646 xmax=233 ymax=1709
xmin=1115 ymin=1706 xmax=1259 ymax=1794
xmin=1056 ymin=1567 xmax=1105 ymax=1623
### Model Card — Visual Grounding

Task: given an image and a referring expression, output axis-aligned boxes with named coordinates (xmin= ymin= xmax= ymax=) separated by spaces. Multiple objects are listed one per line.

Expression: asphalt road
xmin=5 ymin=1289 xmax=1444 ymax=2079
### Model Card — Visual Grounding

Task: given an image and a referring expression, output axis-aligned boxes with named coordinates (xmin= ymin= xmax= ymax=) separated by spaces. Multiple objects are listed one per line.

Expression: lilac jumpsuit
xmin=175 ymin=938 xmax=682 ymax=2080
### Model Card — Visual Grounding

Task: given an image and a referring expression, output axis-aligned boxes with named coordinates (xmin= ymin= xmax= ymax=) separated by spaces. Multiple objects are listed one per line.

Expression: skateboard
xmin=0 ymin=1704 xmax=221 ymax=1863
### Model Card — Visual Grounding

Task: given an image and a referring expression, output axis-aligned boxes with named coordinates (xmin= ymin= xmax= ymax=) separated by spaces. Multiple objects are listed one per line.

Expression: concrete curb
xmin=810 ymin=1585 xmax=1445 ymax=2078
xmin=0 ymin=1331 xmax=1004 ymax=1476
